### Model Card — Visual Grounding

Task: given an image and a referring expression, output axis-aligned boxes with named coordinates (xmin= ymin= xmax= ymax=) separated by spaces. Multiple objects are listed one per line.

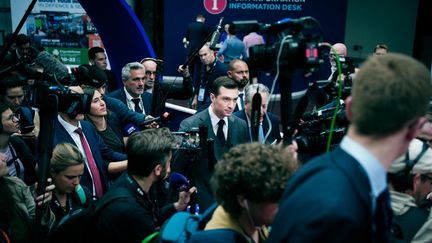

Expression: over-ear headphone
xmin=402 ymin=141 xmax=429 ymax=175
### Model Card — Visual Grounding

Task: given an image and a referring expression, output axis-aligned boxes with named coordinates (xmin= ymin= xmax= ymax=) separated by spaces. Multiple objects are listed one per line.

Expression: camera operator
xmin=269 ymin=53 xmax=432 ymax=242
xmin=53 ymin=86 xmax=127 ymax=199
xmin=388 ymin=139 xmax=432 ymax=242
xmin=95 ymin=128 xmax=196 ymax=243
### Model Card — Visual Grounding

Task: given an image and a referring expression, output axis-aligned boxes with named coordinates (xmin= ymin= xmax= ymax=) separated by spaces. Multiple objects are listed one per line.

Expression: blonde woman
xmin=50 ymin=143 xmax=92 ymax=226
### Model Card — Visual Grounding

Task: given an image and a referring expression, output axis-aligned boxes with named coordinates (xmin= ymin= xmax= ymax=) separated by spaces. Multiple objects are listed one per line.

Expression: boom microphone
xmin=140 ymin=111 xmax=174 ymax=127
xmin=36 ymin=51 xmax=70 ymax=84
xmin=250 ymin=88 xmax=262 ymax=142
xmin=209 ymin=17 xmax=224 ymax=50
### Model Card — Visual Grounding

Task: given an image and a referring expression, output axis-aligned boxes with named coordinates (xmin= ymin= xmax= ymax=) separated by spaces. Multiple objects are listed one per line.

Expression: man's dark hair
xmin=126 ymin=128 xmax=174 ymax=177
xmin=374 ymin=44 xmax=389 ymax=53
xmin=75 ymin=64 xmax=107 ymax=88
xmin=0 ymin=74 xmax=26 ymax=96
xmin=16 ymin=34 xmax=30 ymax=46
xmin=88 ymin=47 xmax=105 ymax=60
xmin=228 ymin=24 xmax=236 ymax=35
xmin=211 ymin=76 xmax=238 ymax=96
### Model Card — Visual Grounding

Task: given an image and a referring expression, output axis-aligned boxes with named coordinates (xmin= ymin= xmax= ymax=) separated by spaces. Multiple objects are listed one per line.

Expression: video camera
xmin=172 ymin=126 xmax=208 ymax=151
xmin=232 ymin=16 xmax=325 ymax=71
xmin=294 ymin=104 xmax=349 ymax=156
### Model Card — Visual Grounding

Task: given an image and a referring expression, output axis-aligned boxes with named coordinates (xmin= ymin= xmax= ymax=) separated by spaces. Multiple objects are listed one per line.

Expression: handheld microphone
xmin=123 ymin=123 xmax=140 ymax=136
xmin=250 ymin=89 xmax=262 ymax=142
xmin=140 ymin=111 xmax=174 ymax=127
xmin=35 ymin=51 xmax=70 ymax=84
xmin=209 ymin=17 xmax=224 ymax=50
xmin=169 ymin=172 xmax=190 ymax=191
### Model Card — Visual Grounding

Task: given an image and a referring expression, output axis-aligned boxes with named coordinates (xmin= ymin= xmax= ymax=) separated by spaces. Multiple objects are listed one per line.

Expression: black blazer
xmin=108 ymin=89 xmax=152 ymax=116
xmin=233 ymin=110 xmax=281 ymax=144
xmin=268 ymin=146 xmax=375 ymax=243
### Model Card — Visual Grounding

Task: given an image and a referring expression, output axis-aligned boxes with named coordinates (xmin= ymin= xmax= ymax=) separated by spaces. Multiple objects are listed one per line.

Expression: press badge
xmin=198 ymin=87 xmax=205 ymax=102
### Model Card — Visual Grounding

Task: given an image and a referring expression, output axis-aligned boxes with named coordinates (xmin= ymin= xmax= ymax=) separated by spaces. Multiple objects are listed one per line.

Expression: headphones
xmin=402 ymin=141 xmax=429 ymax=175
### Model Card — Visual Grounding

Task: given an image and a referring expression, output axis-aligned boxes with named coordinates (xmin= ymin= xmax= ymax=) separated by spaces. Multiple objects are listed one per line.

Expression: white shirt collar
xmin=208 ymin=105 xmax=228 ymax=128
xmin=124 ymin=87 xmax=139 ymax=101
xmin=340 ymin=136 xmax=387 ymax=198
xmin=57 ymin=114 xmax=81 ymax=134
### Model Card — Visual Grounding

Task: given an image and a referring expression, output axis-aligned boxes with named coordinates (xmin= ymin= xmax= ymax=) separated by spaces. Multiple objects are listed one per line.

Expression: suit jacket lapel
xmin=330 ymin=147 xmax=372 ymax=210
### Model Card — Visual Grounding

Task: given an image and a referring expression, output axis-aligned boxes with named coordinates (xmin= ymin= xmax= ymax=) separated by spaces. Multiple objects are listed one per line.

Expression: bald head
xmin=331 ymin=43 xmax=347 ymax=57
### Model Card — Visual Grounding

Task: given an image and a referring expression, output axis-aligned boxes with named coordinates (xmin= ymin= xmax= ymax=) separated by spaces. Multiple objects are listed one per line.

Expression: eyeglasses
xmin=145 ymin=71 xmax=157 ymax=76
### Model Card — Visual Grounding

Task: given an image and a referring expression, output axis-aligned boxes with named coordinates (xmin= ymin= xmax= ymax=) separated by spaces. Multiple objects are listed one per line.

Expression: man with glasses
xmin=388 ymin=138 xmax=432 ymax=242
xmin=139 ymin=58 xmax=193 ymax=116
xmin=140 ymin=58 xmax=158 ymax=94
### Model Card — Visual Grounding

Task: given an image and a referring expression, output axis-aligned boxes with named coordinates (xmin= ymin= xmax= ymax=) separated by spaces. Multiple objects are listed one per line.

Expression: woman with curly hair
xmin=205 ymin=143 xmax=298 ymax=242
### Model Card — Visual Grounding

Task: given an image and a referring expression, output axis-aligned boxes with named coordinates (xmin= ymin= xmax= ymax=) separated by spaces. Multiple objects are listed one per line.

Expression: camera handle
xmin=280 ymin=70 xmax=309 ymax=145
xmin=33 ymin=92 xmax=58 ymax=243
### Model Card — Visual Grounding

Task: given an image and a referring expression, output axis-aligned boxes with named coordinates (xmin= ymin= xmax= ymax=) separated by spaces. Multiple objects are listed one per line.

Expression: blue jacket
xmin=104 ymin=96 xmax=146 ymax=127
xmin=268 ymin=146 xmax=376 ymax=242
xmin=108 ymin=89 xmax=152 ymax=116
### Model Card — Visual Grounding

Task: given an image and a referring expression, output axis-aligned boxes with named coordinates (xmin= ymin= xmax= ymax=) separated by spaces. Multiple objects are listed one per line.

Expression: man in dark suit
xmin=108 ymin=62 xmax=152 ymax=115
xmin=268 ymin=53 xmax=432 ymax=242
xmin=177 ymin=76 xmax=248 ymax=210
xmin=227 ymin=59 xmax=250 ymax=112
xmin=234 ymin=83 xmax=281 ymax=144
xmin=53 ymin=86 xmax=127 ymax=199
xmin=184 ymin=14 xmax=210 ymax=82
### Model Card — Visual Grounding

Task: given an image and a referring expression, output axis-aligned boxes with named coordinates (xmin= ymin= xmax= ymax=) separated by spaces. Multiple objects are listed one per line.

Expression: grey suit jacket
xmin=177 ymin=108 xmax=248 ymax=210
xmin=179 ymin=108 xmax=248 ymax=161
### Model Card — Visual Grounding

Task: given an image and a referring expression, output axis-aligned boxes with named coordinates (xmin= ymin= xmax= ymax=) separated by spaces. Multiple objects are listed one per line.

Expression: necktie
xmin=374 ymin=189 xmax=393 ymax=243
xmin=238 ymin=93 xmax=245 ymax=110
xmin=75 ymin=128 xmax=104 ymax=198
xmin=258 ymin=123 xmax=265 ymax=144
xmin=132 ymin=98 xmax=143 ymax=113
xmin=217 ymin=119 xmax=226 ymax=146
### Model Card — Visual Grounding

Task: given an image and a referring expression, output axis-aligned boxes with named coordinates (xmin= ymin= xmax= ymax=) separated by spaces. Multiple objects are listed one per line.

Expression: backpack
xmin=48 ymin=188 xmax=131 ymax=243
xmin=159 ymin=204 xmax=248 ymax=243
